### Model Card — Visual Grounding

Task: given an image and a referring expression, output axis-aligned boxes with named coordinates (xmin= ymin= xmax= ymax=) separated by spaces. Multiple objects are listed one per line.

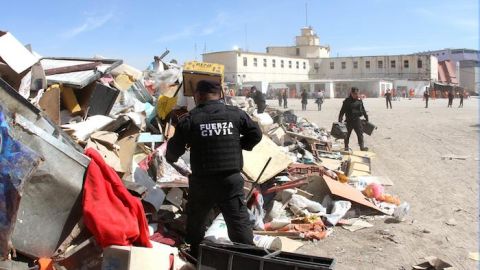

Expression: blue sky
xmin=2 ymin=0 xmax=478 ymax=69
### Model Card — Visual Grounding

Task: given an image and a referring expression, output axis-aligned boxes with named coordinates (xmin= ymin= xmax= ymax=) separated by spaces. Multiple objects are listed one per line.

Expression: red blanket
xmin=83 ymin=148 xmax=152 ymax=248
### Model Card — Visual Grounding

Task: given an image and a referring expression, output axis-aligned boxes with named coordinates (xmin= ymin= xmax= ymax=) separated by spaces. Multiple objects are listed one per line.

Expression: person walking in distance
xmin=315 ymin=90 xmax=325 ymax=111
xmin=282 ymin=89 xmax=288 ymax=108
xmin=447 ymin=90 xmax=454 ymax=108
xmin=166 ymin=80 xmax=262 ymax=258
xmin=301 ymin=89 xmax=308 ymax=111
xmin=338 ymin=87 xmax=370 ymax=151
xmin=384 ymin=89 xmax=392 ymax=109
xmin=250 ymin=86 xmax=266 ymax=113
xmin=458 ymin=90 xmax=464 ymax=108
xmin=277 ymin=90 xmax=283 ymax=107
xmin=423 ymin=88 xmax=430 ymax=108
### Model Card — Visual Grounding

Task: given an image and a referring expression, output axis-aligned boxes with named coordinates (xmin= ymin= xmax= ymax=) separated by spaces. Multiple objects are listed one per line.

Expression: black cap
xmin=251 ymin=86 xmax=257 ymax=91
xmin=196 ymin=79 xmax=221 ymax=93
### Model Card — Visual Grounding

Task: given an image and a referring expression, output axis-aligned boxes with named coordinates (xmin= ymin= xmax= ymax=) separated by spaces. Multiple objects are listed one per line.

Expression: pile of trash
xmin=0 ymin=31 xmax=408 ymax=270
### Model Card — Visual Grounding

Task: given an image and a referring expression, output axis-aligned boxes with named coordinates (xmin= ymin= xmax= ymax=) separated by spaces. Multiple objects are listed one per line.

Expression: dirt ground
xmin=266 ymin=97 xmax=479 ymax=270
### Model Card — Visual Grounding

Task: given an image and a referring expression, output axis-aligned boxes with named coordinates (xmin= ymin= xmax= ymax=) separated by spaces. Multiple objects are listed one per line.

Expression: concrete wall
xmin=309 ymin=55 xmax=437 ymax=81
xmin=203 ymin=51 xmax=310 ymax=86
xmin=459 ymin=61 xmax=480 ymax=93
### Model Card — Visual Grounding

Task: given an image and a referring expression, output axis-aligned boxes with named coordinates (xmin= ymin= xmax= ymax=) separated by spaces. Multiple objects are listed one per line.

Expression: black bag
xmin=331 ymin=122 xmax=347 ymax=139
xmin=283 ymin=111 xmax=297 ymax=124
xmin=361 ymin=120 xmax=377 ymax=136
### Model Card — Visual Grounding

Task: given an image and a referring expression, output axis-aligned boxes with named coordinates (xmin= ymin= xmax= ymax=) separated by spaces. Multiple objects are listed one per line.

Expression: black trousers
xmin=386 ymin=98 xmax=392 ymax=109
xmin=257 ymin=101 xmax=266 ymax=113
xmin=448 ymin=98 xmax=453 ymax=107
xmin=425 ymin=97 xmax=429 ymax=108
xmin=186 ymin=172 xmax=253 ymax=257
xmin=345 ymin=118 xmax=364 ymax=149
xmin=459 ymin=98 xmax=463 ymax=107
xmin=283 ymin=99 xmax=288 ymax=108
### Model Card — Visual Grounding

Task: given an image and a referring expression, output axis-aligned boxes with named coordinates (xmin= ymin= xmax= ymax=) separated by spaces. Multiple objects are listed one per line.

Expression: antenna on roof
xmin=305 ymin=2 xmax=309 ymax=27
xmin=245 ymin=24 xmax=248 ymax=51
xmin=194 ymin=43 xmax=197 ymax=60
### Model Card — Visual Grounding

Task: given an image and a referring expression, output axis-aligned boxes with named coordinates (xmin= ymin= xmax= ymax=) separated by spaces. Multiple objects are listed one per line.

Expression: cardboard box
xmin=102 ymin=245 xmax=172 ymax=270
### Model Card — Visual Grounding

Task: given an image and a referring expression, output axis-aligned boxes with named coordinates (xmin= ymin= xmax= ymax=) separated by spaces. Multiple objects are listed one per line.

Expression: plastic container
xmin=204 ymin=214 xmax=232 ymax=244
xmin=393 ymin=202 xmax=410 ymax=222
xmin=253 ymin=235 xmax=282 ymax=250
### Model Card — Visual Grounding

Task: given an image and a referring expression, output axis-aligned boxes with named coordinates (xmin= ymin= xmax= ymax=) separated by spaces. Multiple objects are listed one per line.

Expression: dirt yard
xmin=266 ymin=96 xmax=479 ymax=270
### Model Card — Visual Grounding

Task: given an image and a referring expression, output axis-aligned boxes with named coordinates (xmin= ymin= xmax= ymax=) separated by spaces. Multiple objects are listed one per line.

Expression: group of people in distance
xmin=384 ymin=88 xmax=467 ymax=109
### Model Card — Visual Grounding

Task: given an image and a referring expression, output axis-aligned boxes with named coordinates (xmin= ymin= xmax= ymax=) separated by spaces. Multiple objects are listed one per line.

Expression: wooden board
xmin=38 ymin=87 xmax=60 ymax=125
xmin=242 ymin=135 xmax=292 ymax=184
xmin=319 ymin=157 xmax=342 ymax=171
xmin=352 ymin=150 xmax=376 ymax=158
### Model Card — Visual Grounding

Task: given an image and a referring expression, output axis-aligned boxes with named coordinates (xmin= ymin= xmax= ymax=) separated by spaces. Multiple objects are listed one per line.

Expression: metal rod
xmin=44 ymin=62 xmax=101 ymax=75
xmin=246 ymin=157 xmax=272 ymax=201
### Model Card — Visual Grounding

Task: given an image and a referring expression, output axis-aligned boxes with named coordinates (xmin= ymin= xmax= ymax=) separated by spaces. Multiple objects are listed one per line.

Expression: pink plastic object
xmin=362 ymin=183 xmax=384 ymax=200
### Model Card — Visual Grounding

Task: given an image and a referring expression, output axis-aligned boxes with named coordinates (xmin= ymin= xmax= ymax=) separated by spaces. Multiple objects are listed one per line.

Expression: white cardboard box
xmin=102 ymin=245 xmax=172 ymax=270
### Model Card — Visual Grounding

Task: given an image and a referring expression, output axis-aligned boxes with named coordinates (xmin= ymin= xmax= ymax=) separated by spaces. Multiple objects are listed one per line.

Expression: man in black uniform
xmin=338 ymin=87 xmax=369 ymax=151
xmin=447 ymin=90 xmax=454 ymax=108
xmin=423 ymin=89 xmax=430 ymax=108
xmin=166 ymin=80 xmax=262 ymax=258
xmin=250 ymin=86 xmax=266 ymax=113
xmin=384 ymin=89 xmax=392 ymax=109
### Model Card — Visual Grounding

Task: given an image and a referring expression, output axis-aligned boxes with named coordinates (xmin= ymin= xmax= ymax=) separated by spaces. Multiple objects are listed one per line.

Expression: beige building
xmin=202 ymin=26 xmax=439 ymax=98
xmin=266 ymin=27 xmax=330 ymax=59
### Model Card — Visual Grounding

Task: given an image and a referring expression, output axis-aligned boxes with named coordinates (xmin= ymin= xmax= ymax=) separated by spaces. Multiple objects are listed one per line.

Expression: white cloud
xmin=156 ymin=11 xmax=228 ymax=43
xmin=156 ymin=26 xmax=197 ymax=43
xmin=62 ymin=12 xmax=114 ymax=38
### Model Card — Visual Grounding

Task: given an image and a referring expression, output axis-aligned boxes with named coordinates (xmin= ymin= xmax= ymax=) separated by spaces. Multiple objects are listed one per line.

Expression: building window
xmin=288 ymin=61 xmax=292 ymax=68
xmin=365 ymin=61 xmax=370 ymax=68
xmin=272 ymin=59 xmax=276 ymax=68
xmin=330 ymin=62 xmax=334 ymax=69
xmin=404 ymin=60 xmax=409 ymax=68
xmin=390 ymin=60 xmax=396 ymax=68
xmin=417 ymin=59 xmax=423 ymax=68
xmin=281 ymin=60 xmax=284 ymax=68
xmin=263 ymin=58 xmax=267 ymax=67
xmin=303 ymin=62 xmax=306 ymax=69
xmin=353 ymin=61 xmax=358 ymax=69
xmin=378 ymin=60 xmax=383 ymax=68
xmin=341 ymin=62 xmax=346 ymax=69
xmin=243 ymin=57 xmax=247 ymax=67
xmin=253 ymin=58 xmax=258 ymax=67
xmin=296 ymin=61 xmax=299 ymax=69
xmin=296 ymin=48 xmax=300 ymax=56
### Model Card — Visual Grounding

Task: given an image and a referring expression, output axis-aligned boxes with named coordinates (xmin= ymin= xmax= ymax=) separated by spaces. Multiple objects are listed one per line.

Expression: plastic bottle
xmin=393 ymin=202 xmax=410 ymax=222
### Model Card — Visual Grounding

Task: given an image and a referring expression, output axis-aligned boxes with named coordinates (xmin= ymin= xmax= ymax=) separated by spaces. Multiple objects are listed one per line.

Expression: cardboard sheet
xmin=278 ymin=237 xmax=304 ymax=252
xmin=242 ymin=135 xmax=292 ymax=184
xmin=0 ymin=32 xmax=38 ymax=74
xmin=322 ymin=175 xmax=385 ymax=214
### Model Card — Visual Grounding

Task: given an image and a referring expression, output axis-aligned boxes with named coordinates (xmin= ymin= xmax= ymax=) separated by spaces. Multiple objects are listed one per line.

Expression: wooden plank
xmin=242 ymin=135 xmax=292 ymax=184
xmin=319 ymin=157 xmax=342 ymax=171
xmin=44 ymin=62 xmax=101 ymax=75
xmin=38 ymin=87 xmax=60 ymax=125
xmin=253 ymin=231 xmax=303 ymax=238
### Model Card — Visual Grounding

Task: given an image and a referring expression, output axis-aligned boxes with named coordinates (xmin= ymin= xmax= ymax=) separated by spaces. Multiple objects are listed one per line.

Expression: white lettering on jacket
xmin=200 ymin=122 xmax=234 ymax=137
